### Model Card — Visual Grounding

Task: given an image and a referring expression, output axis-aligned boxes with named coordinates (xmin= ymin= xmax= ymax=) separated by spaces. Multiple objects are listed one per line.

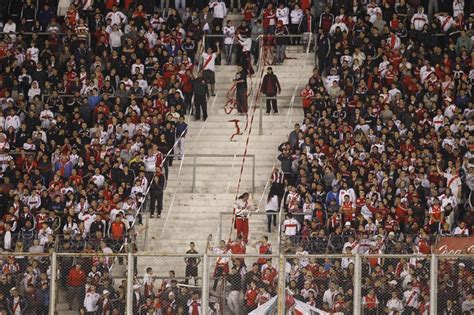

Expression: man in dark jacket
xmin=149 ymin=166 xmax=166 ymax=218
xmin=234 ymin=65 xmax=248 ymax=114
xmin=260 ymin=67 xmax=281 ymax=115
xmin=191 ymin=74 xmax=209 ymax=121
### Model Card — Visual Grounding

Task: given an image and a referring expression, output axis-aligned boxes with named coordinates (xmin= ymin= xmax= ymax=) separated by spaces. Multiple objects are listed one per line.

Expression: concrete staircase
xmin=141 ymin=46 xmax=314 ymax=276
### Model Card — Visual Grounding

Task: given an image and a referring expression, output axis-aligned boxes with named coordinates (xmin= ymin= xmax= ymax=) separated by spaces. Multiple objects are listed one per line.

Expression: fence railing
xmin=174 ymin=154 xmax=256 ymax=193
xmin=0 ymin=31 xmax=92 ymax=47
xmin=1 ymin=251 xmax=469 ymax=314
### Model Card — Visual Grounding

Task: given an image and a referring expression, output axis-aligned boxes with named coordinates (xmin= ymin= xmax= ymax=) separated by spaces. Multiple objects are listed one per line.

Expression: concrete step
xmin=138 ymin=48 xmax=311 ymax=277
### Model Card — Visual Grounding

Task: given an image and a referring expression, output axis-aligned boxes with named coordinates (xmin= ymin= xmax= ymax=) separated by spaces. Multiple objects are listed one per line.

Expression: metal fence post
xmin=192 ymin=156 xmax=197 ymax=193
xmin=202 ymin=253 xmax=209 ymax=315
xmin=430 ymin=254 xmax=438 ymax=314
xmin=252 ymin=156 xmax=255 ymax=194
xmin=277 ymin=254 xmax=285 ymax=314
xmin=49 ymin=252 xmax=57 ymax=315
xmin=353 ymin=254 xmax=362 ymax=315
xmin=218 ymin=213 xmax=223 ymax=242
xmin=126 ymin=253 xmax=134 ymax=315
xmin=259 ymin=97 xmax=263 ymax=135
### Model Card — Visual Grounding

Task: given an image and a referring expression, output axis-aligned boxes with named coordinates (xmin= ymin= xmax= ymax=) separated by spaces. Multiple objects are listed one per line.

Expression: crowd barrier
xmin=1 ymin=251 xmax=470 ymax=314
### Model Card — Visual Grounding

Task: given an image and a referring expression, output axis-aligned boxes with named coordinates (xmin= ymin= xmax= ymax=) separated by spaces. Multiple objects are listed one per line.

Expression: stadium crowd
xmin=0 ymin=0 xmax=235 ymax=313
xmin=267 ymin=0 xmax=473 ymax=313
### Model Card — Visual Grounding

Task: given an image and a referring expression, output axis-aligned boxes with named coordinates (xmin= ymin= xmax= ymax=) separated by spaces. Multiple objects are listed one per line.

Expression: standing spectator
xmin=36 ymin=282 xmax=49 ymax=315
xmin=282 ymin=213 xmax=300 ymax=240
xmin=175 ymin=116 xmax=188 ymax=160
xmin=67 ymin=263 xmax=86 ymax=311
xmin=209 ymin=0 xmax=227 ymax=29
xmin=201 ymin=46 xmax=220 ymax=97
xmin=260 ymin=67 xmax=281 ymax=115
xmin=7 ymin=287 xmax=27 ymax=315
xmin=226 ymin=266 xmax=242 ymax=314
xmin=289 ymin=4 xmax=303 ymax=45
xmin=233 ymin=193 xmax=251 ymax=244
xmin=265 ymin=188 xmax=279 ymax=233
xmin=276 ymin=3 xmax=289 ymax=27
xmin=223 ymin=20 xmax=235 ymax=65
xmin=149 ymin=167 xmax=166 ymax=219
xmin=233 ymin=65 xmax=248 ymax=115
xmin=192 ymin=73 xmax=210 ymax=121
xmin=84 ymin=284 xmax=100 ymax=314
xmin=262 ymin=3 xmax=276 ymax=35
xmin=184 ymin=242 xmax=201 ymax=285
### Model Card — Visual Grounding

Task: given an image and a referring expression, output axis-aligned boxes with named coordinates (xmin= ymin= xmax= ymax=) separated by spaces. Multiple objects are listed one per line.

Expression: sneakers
xmin=274 ymin=112 xmax=279 ymax=116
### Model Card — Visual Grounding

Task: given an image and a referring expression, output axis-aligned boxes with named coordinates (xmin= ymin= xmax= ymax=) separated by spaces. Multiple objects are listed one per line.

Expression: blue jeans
xmin=224 ymin=44 xmax=233 ymax=64
xmin=276 ymin=45 xmax=286 ymax=63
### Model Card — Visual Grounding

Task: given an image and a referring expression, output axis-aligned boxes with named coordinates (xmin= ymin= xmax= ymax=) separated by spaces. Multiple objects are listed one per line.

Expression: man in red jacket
xmin=67 ymin=263 xmax=86 ymax=310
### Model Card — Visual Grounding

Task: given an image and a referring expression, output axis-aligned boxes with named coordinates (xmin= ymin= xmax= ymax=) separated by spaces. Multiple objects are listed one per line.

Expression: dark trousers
xmin=251 ymin=40 xmax=259 ymax=65
xmin=185 ymin=264 xmax=198 ymax=284
xmin=266 ymin=96 xmax=278 ymax=113
xmin=213 ymin=17 xmax=223 ymax=29
xmin=68 ymin=286 xmax=84 ymax=310
xmin=213 ymin=265 xmax=225 ymax=291
xmin=267 ymin=211 xmax=277 ymax=232
xmin=149 ymin=190 xmax=163 ymax=216
xmin=289 ymin=24 xmax=301 ymax=44
xmin=236 ymin=88 xmax=248 ymax=113
xmin=194 ymin=94 xmax=208 ymax=120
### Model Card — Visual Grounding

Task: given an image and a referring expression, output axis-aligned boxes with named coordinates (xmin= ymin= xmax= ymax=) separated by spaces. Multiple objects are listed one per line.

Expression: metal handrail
xmin=108 ymin=125 xmax=189 ymax=272
xmin=176 ymin=154 xmax=256 ymax=193
xmin=0 ymin=31 xmax=91 ymax=47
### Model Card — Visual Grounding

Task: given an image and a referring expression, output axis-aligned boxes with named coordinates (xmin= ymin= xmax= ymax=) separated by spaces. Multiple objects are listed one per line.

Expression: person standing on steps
xmin=265 ymin=187 xmax=279 ymax=233
xmin=201 ymin=44 xmax=220 ymax=96
xmin=234 ymin=65 xmax=248 ymax=115
xmin=261 ymin=67 xmax=281 ymax=115
xmin=184 ymin=242 xmax=201 ymax=285
xmin=234 ymin=192 xmax=252 ymax=243
xmin=237 ymin=32 xmax=254 ymax=75
xmin=192 ymin=73 xmax=209 ymax=121
xmin=149 ymin=166 xmax=166 ymax=218
xmin=175 ymin=116 xmax=188 ymax=159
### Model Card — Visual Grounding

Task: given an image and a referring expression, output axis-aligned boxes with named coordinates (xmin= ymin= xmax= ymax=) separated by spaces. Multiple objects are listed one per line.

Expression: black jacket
xmin=191 ymin=78 xmax=209 ymax=97
xmin=261 ymin=73 xmax=281 ymax=96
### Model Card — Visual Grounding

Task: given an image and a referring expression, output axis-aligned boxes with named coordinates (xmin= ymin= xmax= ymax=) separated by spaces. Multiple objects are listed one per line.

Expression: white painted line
xmin=159 ymin=92 xmax=218 ymax=240
xmin=160 ymin=192 xmax=176 ymax=238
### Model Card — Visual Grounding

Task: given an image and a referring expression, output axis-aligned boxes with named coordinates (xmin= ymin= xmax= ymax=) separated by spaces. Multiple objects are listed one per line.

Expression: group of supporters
xmin=265 ymin=0 xmax=473 ymax=313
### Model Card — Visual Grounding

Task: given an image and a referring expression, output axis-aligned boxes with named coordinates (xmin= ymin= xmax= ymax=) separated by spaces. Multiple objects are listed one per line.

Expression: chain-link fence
xmin=437 ymin=255 xmax=474 ymax=314
xmin=360 ymin=255 xmax=430 ymax=315
xmin=0 ymin=252 xmax=52 ymax=315
xmin=55 ymin=253 xmax=127 ymax=314
xmin=204 ymin=252 xmax=279 ymax=315
xmin=0 ymin=251 xmax=470 ymax=314
xmin=284 ymin=255 xmax=354 ymax=314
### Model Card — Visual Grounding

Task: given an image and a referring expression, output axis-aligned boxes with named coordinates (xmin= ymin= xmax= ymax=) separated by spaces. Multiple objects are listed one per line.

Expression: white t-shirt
xmin=202 ymin=52 xmax=217 ymax=71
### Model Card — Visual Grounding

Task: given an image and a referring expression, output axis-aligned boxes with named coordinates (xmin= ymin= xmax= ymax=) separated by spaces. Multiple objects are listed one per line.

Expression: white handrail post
xmin=430 ymin=254 xmax=438 ymax=314
xmin=126 ymin=252 xmax=134 ymax=315
xmin=277 ymin=254 xmax=285 ymax=314
xmin=49 ymin=252 xmax=58 ymax=315
xmin=201 ymin=253 xmax=209 ymax=315
xmin=192 ymin=156 xmax=197 ymax=193
xmin=354 ymin=253 xmax=362 ymax=315
xmin=259 ymin=97 xmax=264 ymax=135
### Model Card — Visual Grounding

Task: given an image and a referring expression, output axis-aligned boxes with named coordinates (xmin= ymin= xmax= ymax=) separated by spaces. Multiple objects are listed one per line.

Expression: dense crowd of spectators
xmin=0 ymin=0 xmax=245 ymax=313
xmin=267 ymin=0 xmax=474 ymax=313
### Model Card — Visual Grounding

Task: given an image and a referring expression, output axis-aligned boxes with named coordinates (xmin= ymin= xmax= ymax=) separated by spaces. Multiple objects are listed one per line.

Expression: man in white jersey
xmin=201 ymin=45 xmax=220 ymax=96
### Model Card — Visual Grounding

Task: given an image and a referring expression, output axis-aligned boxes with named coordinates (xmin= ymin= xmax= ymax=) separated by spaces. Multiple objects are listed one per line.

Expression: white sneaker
xmin=274 ymin=112 xmax=279 ymax=116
